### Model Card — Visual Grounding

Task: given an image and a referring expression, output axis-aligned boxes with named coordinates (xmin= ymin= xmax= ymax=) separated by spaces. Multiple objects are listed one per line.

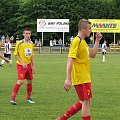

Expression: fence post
xmin=50 ymin=47 xmax=51 ymax=54
xmin=38 ymin=44 xmax=40 ymax=54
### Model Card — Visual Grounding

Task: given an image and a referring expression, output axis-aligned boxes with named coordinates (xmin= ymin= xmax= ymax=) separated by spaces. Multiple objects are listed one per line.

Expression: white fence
xmin=1 ymin=46 xmax=120 ymax=54
xmin=34 ymin=46 xmax=120 ymax=54
xmin=34 ymin=46 xmax=70 ymax=54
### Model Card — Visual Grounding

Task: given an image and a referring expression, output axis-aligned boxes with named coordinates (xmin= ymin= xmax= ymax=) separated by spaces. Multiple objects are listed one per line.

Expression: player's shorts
xmin=17 ymin=63 xmax=33 ymax=80
xmin=4 ymin=53 xmax=11 ymax=58
xmin=102 ymin=51 xmax=106 ymax=55
xmin=74 ymin=83 xmax=92 ymax=101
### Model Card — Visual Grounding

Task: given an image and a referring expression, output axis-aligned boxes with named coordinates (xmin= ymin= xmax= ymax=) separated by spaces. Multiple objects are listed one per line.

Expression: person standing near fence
xmin=56 ymin=19 xmax=102 ymax=120
xmin=0 ymin=37 xmax=12 ymax=67
xmin=102 ymin=41 xmax=107 ymax=62
xmin=0 ymin=39 xmax=9 ymax=64
xmin=10 ymin=27 xmax=35 ymax=105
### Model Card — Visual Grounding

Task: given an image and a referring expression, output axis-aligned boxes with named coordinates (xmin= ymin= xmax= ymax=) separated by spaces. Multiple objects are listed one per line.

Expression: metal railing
xmin=1 ymin=45 xmax=120 ymax=54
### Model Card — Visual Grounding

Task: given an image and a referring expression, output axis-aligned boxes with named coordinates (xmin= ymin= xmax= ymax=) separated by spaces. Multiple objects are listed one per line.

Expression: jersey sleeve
xmin=68 ymin=38 xmax=80 ymax=58
xmin=14 ymin=41 xmax=20 ymax=56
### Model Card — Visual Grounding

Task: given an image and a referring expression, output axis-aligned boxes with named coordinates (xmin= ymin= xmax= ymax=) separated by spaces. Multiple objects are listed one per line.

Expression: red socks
xmin=58 ymin=101 xmax=82 ymax=120
xmin=26 ymin=84 xmax=32 ymax=100
xmin=11 ymin=83 xmax=32 ymax=100
xmin=82 ymin=116 xmax=91 ymax=120
xmin=11 ymin=84 xmax=20 ymax=100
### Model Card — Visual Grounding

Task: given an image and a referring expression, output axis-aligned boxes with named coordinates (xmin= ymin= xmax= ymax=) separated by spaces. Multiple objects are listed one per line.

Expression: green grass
xmin=0 ymin=54 xmax=120 ymax=120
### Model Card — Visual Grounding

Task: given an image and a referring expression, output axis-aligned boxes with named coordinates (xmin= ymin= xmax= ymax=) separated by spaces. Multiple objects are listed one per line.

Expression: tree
xmin=0 ymin=0 xmax=19 ymax=35
xmin=0 ymin=0 xmax=119 ymax=45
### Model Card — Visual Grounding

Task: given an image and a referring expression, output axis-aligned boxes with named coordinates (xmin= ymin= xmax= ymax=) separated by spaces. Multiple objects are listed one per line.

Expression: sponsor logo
xmin=92 ymin=23 xmax=117 ymax=28
xmin=39 ymin=20 xmax=46 ymax=27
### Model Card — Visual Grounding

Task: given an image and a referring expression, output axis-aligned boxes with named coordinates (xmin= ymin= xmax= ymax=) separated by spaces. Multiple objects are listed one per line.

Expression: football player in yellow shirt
xmin=56 ymin=19 xmax=102 ymax=120
xmin=10 ymin=28 xmax=35 ymax=105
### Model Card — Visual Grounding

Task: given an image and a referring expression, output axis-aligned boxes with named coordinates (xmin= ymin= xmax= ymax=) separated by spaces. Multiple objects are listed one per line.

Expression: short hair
xmin=78 ymin=19 xmax=91 ymax=31
xmin=6 ymin=36 xmax=9 ymax=40
xmin=23 ymin=27 xmax=31 ymax=33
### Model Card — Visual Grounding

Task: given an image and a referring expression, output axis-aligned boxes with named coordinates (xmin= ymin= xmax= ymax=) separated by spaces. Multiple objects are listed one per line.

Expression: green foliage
xmin=0 ymin=0 xmax=19 ymax=35
xmin=1 ymin=0 xmax=120 ymax=44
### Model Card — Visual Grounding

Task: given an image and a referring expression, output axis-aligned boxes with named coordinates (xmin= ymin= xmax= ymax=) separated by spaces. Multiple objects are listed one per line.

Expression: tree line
xmin=0 ymin=0 xmax=120 ymax=45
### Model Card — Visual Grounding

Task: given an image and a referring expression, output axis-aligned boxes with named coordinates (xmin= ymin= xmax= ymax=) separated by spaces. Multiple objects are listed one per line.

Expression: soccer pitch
xmin=0 ymin=54 xmax=120 ymax=120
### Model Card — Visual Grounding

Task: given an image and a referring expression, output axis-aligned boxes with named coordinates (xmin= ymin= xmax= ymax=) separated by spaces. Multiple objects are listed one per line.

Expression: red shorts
xmin=17 ymin=64 xmax=33 ymax=80
xmin=74 ymin=83 xmax=92 ymax=101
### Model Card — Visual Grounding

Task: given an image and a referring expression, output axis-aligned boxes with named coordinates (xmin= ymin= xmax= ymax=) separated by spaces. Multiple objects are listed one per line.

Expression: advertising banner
xmin=89 ymin=19 xmax=120 ymax=33
xmin=37 ymin=19 xmax=69 ymax=32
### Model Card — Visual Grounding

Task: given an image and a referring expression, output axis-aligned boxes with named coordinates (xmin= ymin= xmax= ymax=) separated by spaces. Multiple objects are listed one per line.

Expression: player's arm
xmin=31 ymin=46 xmax=35 ymax=73
xmin=90 ymin=32 xmax=102 ymax=58
xmin=64 ymin=57 xmax=73 ymax=91
xmin=31 ymin=56 xmax=35 ymax=74
xmin=14 ymin=41 xmax=27 ymax=68
xmin=15 ymin=55 xmax=27 ymax=68
xmin=0 ymin=51 xmax=9 ymax=63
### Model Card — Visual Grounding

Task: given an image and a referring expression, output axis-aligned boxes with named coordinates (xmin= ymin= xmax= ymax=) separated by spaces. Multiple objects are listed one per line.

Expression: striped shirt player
xmin=10 ymin=28 xmax=35 ymax=105
xmin=102 ymin=41 xmax=107 ymax=62
xmin=1 ymin=37 xmax=12 ymax=66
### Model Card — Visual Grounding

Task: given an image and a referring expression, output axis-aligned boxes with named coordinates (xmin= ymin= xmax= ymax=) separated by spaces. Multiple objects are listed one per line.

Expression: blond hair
xmin=78 ymin=19 xmax=91 ymax=31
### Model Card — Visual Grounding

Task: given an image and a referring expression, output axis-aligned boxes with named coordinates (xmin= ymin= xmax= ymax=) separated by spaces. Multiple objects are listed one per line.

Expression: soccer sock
xmin=59 ymin=101 xmax=82 ymax=119
xmin=11 ymin=84 xmax=20 ymax=100
xmin=82 ymin=116 xmax=91 ymax=120
xmin=26 ymin=84 xmax=32 ymax=100
xmin=1 ymin=59 xmax=5 ymax=65
xmin=103 ymin=55 xmax=105 ymax=62
xmin=9 ymin=60 xmax=12 ymax=64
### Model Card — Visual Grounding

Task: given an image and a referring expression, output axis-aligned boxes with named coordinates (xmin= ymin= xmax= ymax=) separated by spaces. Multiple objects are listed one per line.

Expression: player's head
xmin=5 ymin=37 xmax=10 ymax=43
xmin=78 ymin=19 xmax=92 ymax=37
xmin=104 ymin=41 xmax=106 ymax=44
xmin=23 ymin=27 xmax=31 ymax=41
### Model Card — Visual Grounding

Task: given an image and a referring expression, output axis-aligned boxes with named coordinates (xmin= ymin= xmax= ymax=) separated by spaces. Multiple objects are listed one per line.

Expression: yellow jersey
xmin=68 ymin=36 xmax=92 ymax=85
xmin=14 ymin=40 xmax=34 ymax=65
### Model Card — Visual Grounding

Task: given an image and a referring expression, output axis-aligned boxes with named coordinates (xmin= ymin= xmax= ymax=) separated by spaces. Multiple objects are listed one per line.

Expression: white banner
xmin=37 ymin=19 xmax=69 ymax=32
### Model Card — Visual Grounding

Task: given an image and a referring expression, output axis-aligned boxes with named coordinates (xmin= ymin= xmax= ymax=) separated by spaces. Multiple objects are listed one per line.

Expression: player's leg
xmin=26 ymin=79 xmax=35 ymax=103
xmin=82 ymin=99 xmax=91 ymax=120
xmin=56 ymin=84 xmax=84 ymax=120
xmin=102 ymin=52 xmax=106 ymax=62
xmin=26 ymin=80 xmax=32 ymax=99
xmin=75 ymin=83 xmax=92 ymax=120
xmin=56 ymin=101 xmax=82 ymax=120
xmin=1 ymin=59 xmax=5 ymax=66
xmin=104 ymin=51 xmax=106 ymax=62
xmin=26 ymin=64 xmax=35 ymax=103
xmin=103 ymin=55 xmax=105 ymax=62
xmin=0 ymin=53 xmax=6 ymax=66
xmin=11 ymin=80 xmax=24 ymax=105
xmin=9 ymin=54 xmax=12 ymax=66
xmin=9 ymin=59 xmax=12 ymax=65
xmin=10 ymin=64 xmax=26 ymax=105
